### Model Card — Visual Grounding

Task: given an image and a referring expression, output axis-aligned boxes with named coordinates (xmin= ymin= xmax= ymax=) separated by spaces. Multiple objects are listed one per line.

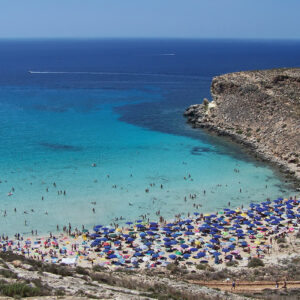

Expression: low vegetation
xmin=248 ymin=257 xmax=264 ymax=268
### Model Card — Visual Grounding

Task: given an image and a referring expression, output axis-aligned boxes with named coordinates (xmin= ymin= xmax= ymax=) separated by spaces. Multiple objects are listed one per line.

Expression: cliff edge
xmin=185 ymin=68 xmax=300 ymax=182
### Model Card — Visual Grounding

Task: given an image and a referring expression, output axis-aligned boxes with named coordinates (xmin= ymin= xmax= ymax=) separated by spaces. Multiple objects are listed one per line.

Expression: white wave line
xmin=28 ymin=70 xmax=202 ymax=79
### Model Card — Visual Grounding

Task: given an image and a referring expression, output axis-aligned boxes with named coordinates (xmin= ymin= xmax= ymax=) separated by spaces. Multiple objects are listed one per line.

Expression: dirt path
xmin=189 ymin=280 xmax=300 ymax=293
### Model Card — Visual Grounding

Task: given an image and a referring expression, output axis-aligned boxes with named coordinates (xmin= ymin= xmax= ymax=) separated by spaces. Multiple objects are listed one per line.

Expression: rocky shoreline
xmin=184 ymin=68 xmax=300 ymax=186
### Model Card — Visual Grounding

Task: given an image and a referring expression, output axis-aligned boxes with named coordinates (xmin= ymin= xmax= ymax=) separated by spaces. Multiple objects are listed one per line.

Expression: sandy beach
xmin=1 ymin=195 xmax=299 ymax=271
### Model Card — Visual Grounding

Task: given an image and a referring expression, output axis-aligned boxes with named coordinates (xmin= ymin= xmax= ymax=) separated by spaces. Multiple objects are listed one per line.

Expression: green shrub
xmin=92 ymin=265 xmax=107 ymax=272
xmin=166 ymin=263 xmax=180 ymax=274
xmin=75 ymin=266 xmax=89 ymax=276
xmin=0 ymin=283 xmax=41 ymax=297
xmin=248 ymin=258 xmax=264 ymax=268
xmin=277 ymin=237 xmax=287 ymax=244
xmin=0 ymin=268 xmax=18 ymax=279
xmin=196 ymin=264 xmax=207 ymax=270
xmin=42 ymin=264 xmax=73 ymax=277
xmin=226 ymin=260 xmax=239 ymax=267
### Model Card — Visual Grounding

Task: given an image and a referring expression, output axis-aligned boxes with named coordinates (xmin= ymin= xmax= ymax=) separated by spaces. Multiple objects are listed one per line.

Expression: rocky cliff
xmin=185 ymin=68 xmax=300 ymax=182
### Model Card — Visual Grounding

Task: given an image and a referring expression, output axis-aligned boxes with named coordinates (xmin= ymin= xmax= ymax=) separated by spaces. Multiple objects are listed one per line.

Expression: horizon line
xmin=0 ymin=37 xmax=300 ymax=41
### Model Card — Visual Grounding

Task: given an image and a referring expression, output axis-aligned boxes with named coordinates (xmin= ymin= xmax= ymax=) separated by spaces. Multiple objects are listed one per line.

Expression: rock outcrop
xmin=185 ymin=68 xmax=300 ymax=183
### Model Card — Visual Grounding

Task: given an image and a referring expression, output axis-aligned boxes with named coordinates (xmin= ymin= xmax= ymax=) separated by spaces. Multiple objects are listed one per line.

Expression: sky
xmin=0 ymin=0 xmax=299 ymax=39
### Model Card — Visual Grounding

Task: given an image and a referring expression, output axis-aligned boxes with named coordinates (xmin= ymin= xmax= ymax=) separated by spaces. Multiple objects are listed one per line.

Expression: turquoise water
xmin=0 ymin=39 xmax=299 ymax=236
xmin=0 ymin=86 xmax=295 ymax=236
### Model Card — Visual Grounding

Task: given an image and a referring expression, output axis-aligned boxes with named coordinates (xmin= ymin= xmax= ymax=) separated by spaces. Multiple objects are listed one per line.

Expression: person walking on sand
xmin=283 ymin=280 xmax=287 ymax=289
xmin=275 ymin=280 xmax=279 ymax=289
xmin=231 ymin=280 xmax=236 ymax=291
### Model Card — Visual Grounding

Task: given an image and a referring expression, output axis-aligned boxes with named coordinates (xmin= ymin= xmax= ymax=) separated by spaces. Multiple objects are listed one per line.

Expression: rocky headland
xmin=184 ymin=68 xmax=300 ymax=184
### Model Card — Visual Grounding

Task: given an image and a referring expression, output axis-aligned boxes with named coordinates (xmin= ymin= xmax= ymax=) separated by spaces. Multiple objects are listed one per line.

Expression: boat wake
xmin=28 ymin=70 xmax=201 ymax=79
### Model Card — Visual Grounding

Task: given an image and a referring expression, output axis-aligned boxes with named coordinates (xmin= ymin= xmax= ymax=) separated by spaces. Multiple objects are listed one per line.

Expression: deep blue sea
xmin=0 ymin=39 xmax=299 ymax=236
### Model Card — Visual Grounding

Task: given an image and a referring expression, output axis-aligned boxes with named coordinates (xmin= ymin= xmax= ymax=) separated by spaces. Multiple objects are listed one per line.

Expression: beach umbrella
xmin=93 ymin=225 xmax=102 ymax=232
xmin=190 ymin=247 xmax=198 ymax=252
xmin=183 ymin=253 xmax=190 ymax=259
xmin=210 ymin=239 xmax=218 ymax=244
xmin=222 ymin=248 xmax=230 ymax=253
xmin=152 ymin=253 xmax=159 ymax=258
xmin=184 ymin=231 xmax=194 ymax=235
xmin=169 ymin=254 xmax=177 ymax=260
xmin=181 ymin=244 xmax=189 ymax=249
xmin=213 ymin=252 xmax=221 ymax=256
xmin=197 ymin=252 xmax=206 ymax=258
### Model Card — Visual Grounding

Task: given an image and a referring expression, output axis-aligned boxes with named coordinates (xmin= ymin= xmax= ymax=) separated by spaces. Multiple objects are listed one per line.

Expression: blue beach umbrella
xmin=190 ymin=247 xmax=198 ymax=252
xmin=197 ymin=252 xmax=206 ymax=258
xmin=90 ymin=233 xmax=100 ymax=238
xmin=185 ymin=231 xmax=194 ymax=235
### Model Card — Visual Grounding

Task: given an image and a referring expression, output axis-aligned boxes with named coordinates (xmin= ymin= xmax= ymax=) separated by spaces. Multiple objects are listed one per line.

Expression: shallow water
xmin=0 ymin=39 xmax=299 ymax=236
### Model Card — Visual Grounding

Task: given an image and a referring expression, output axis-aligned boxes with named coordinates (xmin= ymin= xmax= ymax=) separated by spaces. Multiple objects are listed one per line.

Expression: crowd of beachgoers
xmin=0 ymin=196 xmax=299 ymax=270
